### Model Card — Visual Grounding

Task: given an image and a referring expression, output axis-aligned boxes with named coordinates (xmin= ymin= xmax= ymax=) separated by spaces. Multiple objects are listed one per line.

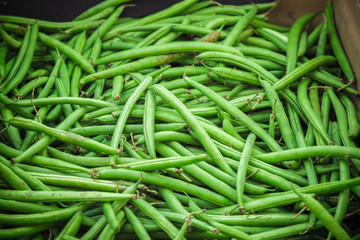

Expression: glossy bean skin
xmin=97 ymin=168 xmax=234 ymax=206
xmin=236 ymin=133 xmax=256 ymax=210
xmin=95 ymin=41 xmax=242 ymax=65
xmin=143 ymin=90 xmax=157 ymax=159
xmin=38 ymin=33 xmax=95 ymax=74
xmin=103 ymin=0 xmax=199 ymax=40
xmin=131 ymin=197 xmax=182 ymax=240
xmin=297 ymin=78 xmax=332 ymax=144
xmin=11 ymin=107 xmax=89 ymax=163
xmin=184 ymin=75 xmax=283 ymax=152
xmin=0 ymin=204 xmax=83 ymax=226
xmin=80 ymin=181 xmax=139 ymax=240
xmin=151 ymin=83 xmax=235 ymax=176
xmin=0 ymin=224 xmax=53 ymax=240
xmin=286 ymin=13 xmax=316 ymax=73
xmin=124 ymin=206 xmax=152 ymax=240
xmin=109 ymin=76 xmax=153 ymax=166
xmin=297 ymin=193 xmax=351 ymax=240
xmin=1 ymin=22 xmax=38 ymax=94
xmin=324 ymin=2 xmax=355 ymax=82
xmin=9 ymin=117 xmax=119 ymax=155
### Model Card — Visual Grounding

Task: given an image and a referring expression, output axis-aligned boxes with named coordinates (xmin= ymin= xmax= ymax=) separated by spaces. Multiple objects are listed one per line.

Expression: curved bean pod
xmin=184 ymin=75 xmax=282 ymax=152
xmin=9 ymin=117 xmax=118 ymax=155
xmin=254 ymin=145 xmax=360 ymax=163
xmin=151 ymin=83 xmax=235 ymax=176
xmin=0 ymin=204 xmax=83 ymax=226
xmin=95 ymin=41 xmax=242 ymax=65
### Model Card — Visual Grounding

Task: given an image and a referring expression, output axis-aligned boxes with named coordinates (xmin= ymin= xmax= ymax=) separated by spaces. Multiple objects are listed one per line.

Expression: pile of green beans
xmin=1 ymin=0 xmax=360 ymax=239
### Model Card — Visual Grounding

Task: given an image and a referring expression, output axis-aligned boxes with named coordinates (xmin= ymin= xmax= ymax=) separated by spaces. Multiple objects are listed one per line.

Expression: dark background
xmin=0 ymin=0 xmax=272 ymax=21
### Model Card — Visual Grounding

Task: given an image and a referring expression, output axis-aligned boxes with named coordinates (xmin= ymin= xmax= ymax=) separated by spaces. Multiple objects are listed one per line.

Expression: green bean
xmin=0 ymin=43 xmax=7 ymax=81
xmin=252 ymin=221 xmax=323 ymax=240
xmin=33 ymin=172 xmax=128 ymax=193
xmin=196 ymin=51 xmax=306 ymax=122
xmin=273 ymin=55 xmax=336 ymax=91
xmin=156 ymin=142 xmax=243 ymax=202
xmin=237 ymin=133 xmax=256 ymax=211
xmin=116 ymin=154 xmax=207 ymax=171
xmin=103 ymin=0 xmax=200 ymax=40
xmin=188 ymin=197 xmax=256 ymax=240
xmin=110 ymin=75 xmax=123 ymax=100
xmin=155 ymin=16 xmax=190 ymax=45
xmin=1 ymin=107 xmax=22 ymax=149
xmin=256 ymin=28 xmax=287 ymax=51
xmin=131 ymin=197 xmax=181 ymax=239
xmin=9 ymin=117 xmax=118 ymax=155
xmin=109 ymin=76 xmax=153 ymax=165
xmin=55 ymin=77 xmax=75 ymax=120
xmin=83 ymin=6 xmax=125 ymax=53
xmin=11 ymin=107 xmax=88 ymax=164
xmin=184 ymin=75 xmax=282 ymax=152
xmin=324 ymin=2 xmax=355 ymax=82
xmin=297 ymin=77 xmax=332 ymax=144
xmin=81 ymin=53 xmax=184 ymax=85
xmin=37 ymin=55 xmax=61 ymax=100
xmin=243 ymin=36 xmax=282 ymax=52
xmin=74 ymin=0 xmax=130 ymax=21
xmin=316 ymin=22 xmax=328 ymax=57
xmin=306 ymin=23 xmax=324 ymax=52
xmin=137 ymin=131 xmax=199 ymax=146
xmin=124 ymin=206 xmax=152 ymax=240
xmin=102 ymin=39 xmax=135 ymax=51
xmin=98 ymin=210 xmax=125 ymax=240
xmin=248 ymin=57 xmax=285 ymax=70
xmin=0 ymin=224 xmax=53 ymax=240
xmin=1 ymin=22 xmax=38 ymax=94
xmin=143 ymin=90 xmax=156 ymax=158
xmin=80 ymin=181 xmax=138 ymax=240
xmin=54 ymin=210 xmax=82 ymax=240
xmin=254 ymin=145 xmax=360 ymax=163
xmin=210 ymin=66 xmax=260 ymax=86
xmin=223 ymin=7 xmax=258 ymax=47
xmin=0 ymin=7 xmax=114 ymax=30
xmin=159 ymin=187 xmax=188 ymax=215
xmin=173 ymin=219 xmax=188 ymax=240
xmin=0 ymin=155 xmax=50 ymax=191
xmin=297 ymin=31 xmax=307 ymax=57
xmin=17 ymin=76 xmax=47 ymax=98
xmin=0 ymin=26 xmax=21 ymax=48
xmin=260 ymin=80 xmax=297 ymax=149
xmin=0 ymin=25 xmax=31 ymax=88
xmin=71 ymin=123 xmax=186 ymax=136
xmin=7 ymin=97 xmax=117 ymax=108
xmin=101 ymin=202 xmax=120 ymax=231
xmin=98 ymin=168 xmax=233 ymax=206
xmin=286 ymin=13 xmax=316 ymax=73
xmin=38 ymin=32 xmax=95 ymax=74
xmin=222 ymin=117 xmax=246 ymax=142
xmin=210 ymin=212 xmax=309 ymax=226
xmin=327 ymin=121 xmax=350 ymax=240
xmin=0 ymin=190 xmax=134 ymax=202
xmin=0 ymin=160 xmax=31 ymax=190
xmin=151 ymin=83 xmax=235 ymax=176
xmin=338 ymin=93 xmax=359 ymax=139
xmin=0 ymin=204 xmax=83 ymax=226
xmin=297 ymin=193 xmax=351 ymax=240
xmin=0 ymin=198 xmax=59 ymax=214
xmin=95 ymin=41 xmax=242 ymax=65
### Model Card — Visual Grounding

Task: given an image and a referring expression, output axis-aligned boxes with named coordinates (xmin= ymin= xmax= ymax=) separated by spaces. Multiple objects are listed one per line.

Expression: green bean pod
xmin=296 ymin=193 xmax=351 ymax=240
xmin=324 ymin=2 xmax=355 ymax=82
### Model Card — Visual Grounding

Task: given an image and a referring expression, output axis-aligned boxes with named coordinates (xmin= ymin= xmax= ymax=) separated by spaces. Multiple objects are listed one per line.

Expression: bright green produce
xmin=0 ymin=1 xmax=359 ymax=239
